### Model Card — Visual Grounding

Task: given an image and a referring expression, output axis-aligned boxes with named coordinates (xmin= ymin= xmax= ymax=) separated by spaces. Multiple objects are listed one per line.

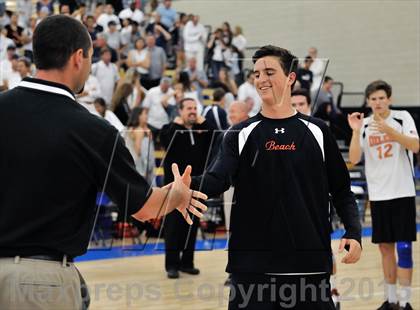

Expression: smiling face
xmin=253 ymin=56 xmax=295 ymax=107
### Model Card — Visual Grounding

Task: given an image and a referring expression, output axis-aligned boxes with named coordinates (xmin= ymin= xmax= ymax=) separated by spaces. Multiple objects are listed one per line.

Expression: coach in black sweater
xmin=161 ymin=97 xmax=213 ymax=279
xmin=192 ymin=46 xmax=362 ymax=309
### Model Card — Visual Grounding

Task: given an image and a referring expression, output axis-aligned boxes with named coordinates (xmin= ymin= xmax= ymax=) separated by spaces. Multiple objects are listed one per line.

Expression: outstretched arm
xmin=191 ymin=129 xmax=239 ymax=197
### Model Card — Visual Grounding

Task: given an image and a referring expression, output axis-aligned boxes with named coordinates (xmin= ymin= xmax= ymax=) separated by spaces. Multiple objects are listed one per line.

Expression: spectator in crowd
xmin=72 ymin=3 xmax=87 ymax=22
xmin=142 ymin=77 xmax=176 ymax=141
xmin=36 ymin=0 xmax=54 ymax=16
xmin=183 ymin=14 xmax=206 ymax=71
xmin=232 ymin=25 xmax=246 ymax=54
xmin=97 ymin=4 xmax=120 ymax=32
xmin=21 ymin=16 xmax=36 ymax=61
xmin=160 ymin=97 xmax=212 ymax=279
xmin=174 ymin=71 xmax=202 ymax=115
xmin=157 ymin=0 xmax=177 ymax=30
xmin=210 ymin=67 xmax=237 ymax=109
xmin=93 ymin=97 xmax=125 ymax=132
xmin=85 ymin=15 xmax=102 ymax=62
xmin=202 ymin=87 xmax=229 ymax=131
xmin=146 ymin=12 xmax=172 ymax=53
xmin=123 ymin=68 xmax=146 ymax=108
xmin=5 ymin=12 xmax=24 ymax=48
xmin=145 ymin=0 xmax=159 ymax=15
xmin=77 ymin=72 xmax=102 ymax=112
xmin=308 ymin=46 xmax=327 ymax=92
xmin=104 ymin=20 xmax=123 ymax=59
xmin=0 ymin=45 xmax=16 ymax=76
xmin=296 ymin=55 xmax=313 ymax=91
xmin=237 ymin=71 xmax=261 ymax=116
xmin=221 ymin=21 xmax=233 ymax=46
xmin=227 ymin=44 xmax=243 ymax=86
xmin=0 ymin=26 xmax=15 ymax=60
xmin=118 ymin=1 xmax=144 ymax=25
xmin=93 ymin=2 xmax=104 ymax=21
xmin=291 ymin=88 xmax=312 ymax=116
xmin=16 ymin=57 xmax=32 ymax=79
xmin=312 ymin=75 xmax=335 ymax=112
xmin=207 ymin=28 xmax=227 ymax=81
xmin=59 ymin=0 xmax=78 ymax=14
xmin=128 ymin=107 xmax=156 ymax=185
xmin=172 ymin=12 xmax=189 ymax=69
xmin=17 ymin=0 xmax=33 ymax=27
xmin=120 ymin=20 xmax=142 ymax=56
xmin=183 ymin=56 xmax=208 ymax=99
xmin=127 ymin=37 xmax=150 ymax=77
xmin=112 ymin=82 xmax=134 ymax=125
xmin=59 ymin=4 xmax=71 ymax=16
xmin=1 ymin=54 xmax=20 ymax=90
xmin=141 ymin=34 xmax=166 ymax=89
xmin=91 ymin=47 xmax=120 ymax=106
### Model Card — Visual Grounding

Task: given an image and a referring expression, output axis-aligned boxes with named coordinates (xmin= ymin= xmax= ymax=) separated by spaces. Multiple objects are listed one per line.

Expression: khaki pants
xmin=0 ymin=257 xmax=82 ymax=310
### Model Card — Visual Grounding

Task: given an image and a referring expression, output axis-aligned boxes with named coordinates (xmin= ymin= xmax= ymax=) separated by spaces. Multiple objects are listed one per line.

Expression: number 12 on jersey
xmin=376 ymin=143 xmax=393 ymax=159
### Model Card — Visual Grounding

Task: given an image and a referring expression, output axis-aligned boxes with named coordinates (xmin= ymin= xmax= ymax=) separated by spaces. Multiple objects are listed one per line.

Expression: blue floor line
xmin=75 ymin=224 xmax=420 ymax=262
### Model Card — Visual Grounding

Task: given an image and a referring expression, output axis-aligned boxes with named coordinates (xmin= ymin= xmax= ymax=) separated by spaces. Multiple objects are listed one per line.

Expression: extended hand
xmin=168 ymin=164 xmax=207 ymax=225
xmin=370 ymin=114 xmax=394 ymax=136
xmin=338 ymin=238 xmax=362 ymax=264
xmin=347 ymin=112 xmax=364 ymax=131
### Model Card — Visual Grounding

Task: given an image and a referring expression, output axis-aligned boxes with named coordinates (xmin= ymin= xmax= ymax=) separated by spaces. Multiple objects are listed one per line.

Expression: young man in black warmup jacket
xmin=191 ymin=45 xmax=362 ymax=309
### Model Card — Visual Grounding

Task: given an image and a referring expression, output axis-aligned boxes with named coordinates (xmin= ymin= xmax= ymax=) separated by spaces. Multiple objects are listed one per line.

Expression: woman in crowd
xmin=128 ymin=107 xmax=155 ymax=185
xmin=111 ymin=82 xmax=134 ymax=125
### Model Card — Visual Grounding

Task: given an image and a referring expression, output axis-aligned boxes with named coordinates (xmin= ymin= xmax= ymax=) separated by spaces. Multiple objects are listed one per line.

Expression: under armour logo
xmin=275 ymin=128 xmax=285 ymax=134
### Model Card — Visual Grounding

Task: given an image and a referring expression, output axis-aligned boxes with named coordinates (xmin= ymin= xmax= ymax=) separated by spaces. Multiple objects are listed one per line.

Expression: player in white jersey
xmin=348 ymin=80 xmax=419 ymax=310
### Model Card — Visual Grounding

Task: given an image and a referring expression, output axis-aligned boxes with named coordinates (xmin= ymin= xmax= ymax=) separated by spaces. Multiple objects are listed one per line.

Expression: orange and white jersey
xmin=360 ymin=110 xmax=419 ymax=201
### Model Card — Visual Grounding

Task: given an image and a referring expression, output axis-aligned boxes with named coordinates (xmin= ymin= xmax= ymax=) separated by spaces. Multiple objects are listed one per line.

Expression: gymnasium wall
xmin=173 ymin=0 xmax=420 ymax=106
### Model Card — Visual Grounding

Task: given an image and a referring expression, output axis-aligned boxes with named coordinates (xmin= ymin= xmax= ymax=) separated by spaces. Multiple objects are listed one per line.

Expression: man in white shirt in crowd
xmin=77 ymin=73 xmax=102 ymax=114
xmin=142 ymin=77 xmax=175 ymax=142
xmin=308 ymin=46 xmax=327 ymax=93
xmin=237 ymin=71 xmax=262 ymax=117
xmin=91 ymin=47 xmax=120 ymax=107
xmin=1 ymin=54 xmax=20 ymax=90
xmin=0 ymin=45 xmax=16 ymax=78
xmin=118 ymin=1 xmax=144 ymax=25
xmin=97 ymin=4 xmax=120 ymax=32
xmin=183 ymin=15 xmax=207 ymax=71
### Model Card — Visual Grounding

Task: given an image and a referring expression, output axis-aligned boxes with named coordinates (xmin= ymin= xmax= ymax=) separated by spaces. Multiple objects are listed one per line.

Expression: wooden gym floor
xmin=76 ymin=235 xmax=420 ymax=309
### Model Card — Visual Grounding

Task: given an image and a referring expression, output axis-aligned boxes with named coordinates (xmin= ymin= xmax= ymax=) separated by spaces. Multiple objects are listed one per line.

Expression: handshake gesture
xmin=134 ymin=164 xmax=208 ymax=225
xmin=165 ymin=164 xmax=207 ymax=225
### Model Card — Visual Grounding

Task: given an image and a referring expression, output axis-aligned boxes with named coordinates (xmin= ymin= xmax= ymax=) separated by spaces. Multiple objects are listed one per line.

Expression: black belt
xmin=1 ymin=254 xmax=74 ymax=263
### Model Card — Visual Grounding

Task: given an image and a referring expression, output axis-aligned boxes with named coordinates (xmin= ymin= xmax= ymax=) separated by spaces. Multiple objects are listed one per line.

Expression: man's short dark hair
xmin=213 ymin=88 xmax=226 ymax=102
xmin=324 ymin=76 xmax=333 ymax=83
xmin=365 ymin=80 xmax=392 ymax=99
xmin=291 ymin=89 xmax=311 ymax=105
xmin=33 ymin=15 xmax=91 ymax=70
xmin=179 ymin=97 xmax=195 ymax=110
xmin=252 ymin=45 xmax=298 ymax=77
